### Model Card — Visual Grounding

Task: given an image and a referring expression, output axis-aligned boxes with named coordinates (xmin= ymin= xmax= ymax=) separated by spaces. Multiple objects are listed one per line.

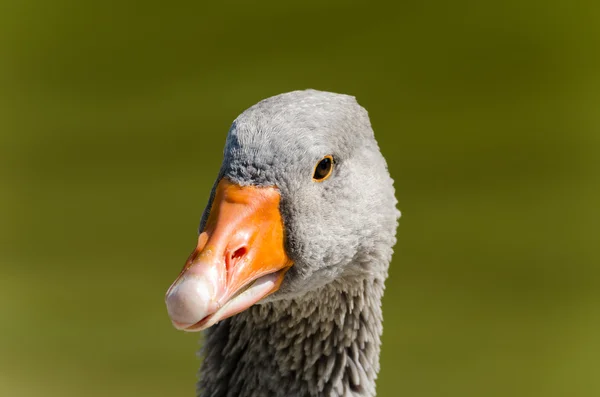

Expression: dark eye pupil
xmin=314 ymin=157 xmax=332 ymax=179
xmin=319 ymin=159 xmax=329 ymax=170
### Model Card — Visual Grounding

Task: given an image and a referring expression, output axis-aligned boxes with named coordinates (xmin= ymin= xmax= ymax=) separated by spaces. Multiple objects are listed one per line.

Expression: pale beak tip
xmin=165 ymin=276 xmax=217 ymax=328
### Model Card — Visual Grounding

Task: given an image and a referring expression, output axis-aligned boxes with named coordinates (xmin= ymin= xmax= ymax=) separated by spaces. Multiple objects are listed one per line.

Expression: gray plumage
xmin=196 ymin=89 xmax=400 ymax=396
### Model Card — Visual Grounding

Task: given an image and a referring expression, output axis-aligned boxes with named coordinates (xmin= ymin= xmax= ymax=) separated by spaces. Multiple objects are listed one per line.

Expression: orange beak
xmin=165 ymin=179 xmax=293 ymax=332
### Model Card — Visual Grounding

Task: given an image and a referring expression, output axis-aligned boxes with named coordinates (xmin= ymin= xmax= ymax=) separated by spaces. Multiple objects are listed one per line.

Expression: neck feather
xmin=197 ymin=276 xmax=385 ymax=397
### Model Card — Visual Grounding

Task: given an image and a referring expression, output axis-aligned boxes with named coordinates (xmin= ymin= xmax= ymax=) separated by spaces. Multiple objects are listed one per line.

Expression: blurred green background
xmin=1 ymin=1 xmax=599 ymax=396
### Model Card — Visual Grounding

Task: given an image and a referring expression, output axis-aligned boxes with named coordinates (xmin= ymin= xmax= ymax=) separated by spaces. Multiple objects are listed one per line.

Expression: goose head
xmin=165 ymin=89 xmax=399 ymax=331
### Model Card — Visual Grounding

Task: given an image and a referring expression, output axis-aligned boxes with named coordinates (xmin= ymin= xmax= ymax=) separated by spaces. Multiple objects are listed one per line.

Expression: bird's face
xmin=165 ymin=91 xmax=399 ymax=331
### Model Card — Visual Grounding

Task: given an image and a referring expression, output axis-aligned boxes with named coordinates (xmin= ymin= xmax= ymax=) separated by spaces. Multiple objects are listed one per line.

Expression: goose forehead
xmin=225 ymin=92 xmax=373 ymax=161
xmin=226 ymin=125 xmax=351 ymax=160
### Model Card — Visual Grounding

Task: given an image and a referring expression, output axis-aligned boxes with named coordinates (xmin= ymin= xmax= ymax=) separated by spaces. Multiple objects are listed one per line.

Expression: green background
xmin=1 ymin=1 xmax=599 ymax=396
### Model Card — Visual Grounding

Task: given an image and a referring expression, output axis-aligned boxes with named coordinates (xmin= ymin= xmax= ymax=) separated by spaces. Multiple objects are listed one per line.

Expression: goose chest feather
xmin=165 ymin=89 xmax=400 ymax=397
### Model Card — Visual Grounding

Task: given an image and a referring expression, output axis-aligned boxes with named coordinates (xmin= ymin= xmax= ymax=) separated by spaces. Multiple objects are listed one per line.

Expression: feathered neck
xmin=197 ymin=276 xmax=386 ymax=397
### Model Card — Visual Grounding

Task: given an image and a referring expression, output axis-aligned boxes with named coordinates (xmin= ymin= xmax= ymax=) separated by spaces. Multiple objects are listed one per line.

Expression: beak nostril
xmin=226 ymin=246 xmax=248 ymax=273
xmin=232 ymin=246 xmax=247 ymax=261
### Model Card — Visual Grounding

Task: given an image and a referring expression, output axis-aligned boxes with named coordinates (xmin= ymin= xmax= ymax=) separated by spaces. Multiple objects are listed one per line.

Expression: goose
xmin=165 ymin=89 xmax=400 ymax=397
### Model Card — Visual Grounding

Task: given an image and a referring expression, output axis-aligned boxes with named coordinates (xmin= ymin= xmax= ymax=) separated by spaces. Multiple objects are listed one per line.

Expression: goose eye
xmin=312 ymin=155 xmax=334 ymax=182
